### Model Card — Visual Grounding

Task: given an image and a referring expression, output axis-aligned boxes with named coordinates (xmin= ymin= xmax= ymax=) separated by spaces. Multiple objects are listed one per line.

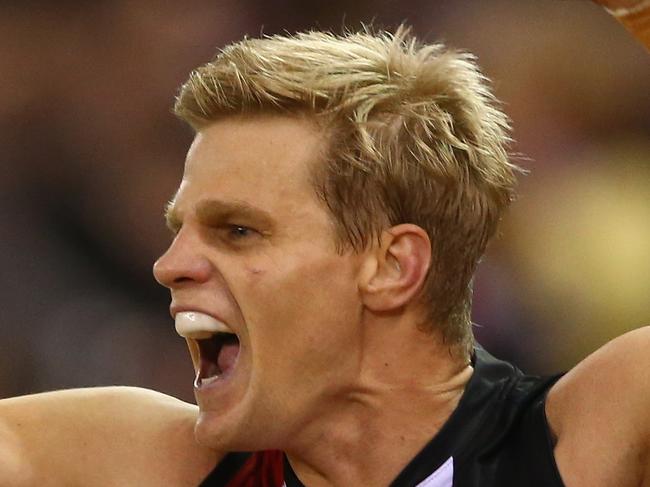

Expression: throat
xmin=284 ymin=364 xmax=473 ymax=487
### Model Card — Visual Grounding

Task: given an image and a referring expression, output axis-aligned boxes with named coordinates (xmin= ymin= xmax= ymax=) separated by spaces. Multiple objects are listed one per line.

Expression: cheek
xmin=239 ymin=250 xmax=361 ymax=336
xmin=241 ymin=257 xmax=362 ymax=401
xmin=265 ymin=259 xmax=360 ymax=344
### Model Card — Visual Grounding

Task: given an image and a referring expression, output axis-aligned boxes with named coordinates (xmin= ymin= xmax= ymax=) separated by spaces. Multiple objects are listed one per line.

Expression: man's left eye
xmin=227 ymin=225 xmax=255 ymax=239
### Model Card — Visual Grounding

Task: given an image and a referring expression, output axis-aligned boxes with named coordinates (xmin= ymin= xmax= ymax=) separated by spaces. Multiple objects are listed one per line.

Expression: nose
xmin=153 ymin=228 xmax=212 ymax=289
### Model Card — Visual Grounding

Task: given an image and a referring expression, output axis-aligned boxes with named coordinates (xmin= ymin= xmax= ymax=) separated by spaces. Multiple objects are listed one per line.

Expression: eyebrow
xmin=164 ymin=198 xmax=274 ymax=233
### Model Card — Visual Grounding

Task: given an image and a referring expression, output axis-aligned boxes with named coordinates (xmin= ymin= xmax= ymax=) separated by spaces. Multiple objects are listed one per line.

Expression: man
xmin=1 ymin=1 xmax=649 ymax=486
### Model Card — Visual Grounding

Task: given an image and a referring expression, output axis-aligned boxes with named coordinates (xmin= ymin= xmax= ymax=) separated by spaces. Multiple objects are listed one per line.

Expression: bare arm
xmin=547 ymin=326 xmax=650 ymax=487
xmin=0 ymin=387 xmax=221 ymax=487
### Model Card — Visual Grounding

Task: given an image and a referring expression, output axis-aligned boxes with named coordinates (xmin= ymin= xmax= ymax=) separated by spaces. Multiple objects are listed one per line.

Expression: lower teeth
xmin=195 ymin=374 xmax=220 ymax=387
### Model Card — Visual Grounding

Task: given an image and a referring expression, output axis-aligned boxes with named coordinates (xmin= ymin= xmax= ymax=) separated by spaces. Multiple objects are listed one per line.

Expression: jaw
xmin=192 ymin=374 xmax=260 ymax=451
xmin=189 ymin=340 xmax=258 ymax=449
xmin=190 ymin=343 xmax=366 ymax=453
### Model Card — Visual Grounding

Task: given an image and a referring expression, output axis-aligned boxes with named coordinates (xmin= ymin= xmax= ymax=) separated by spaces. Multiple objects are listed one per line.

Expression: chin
xmin=193 ymin=409 xmax=236 ymax=450
xmin=193 ymin=404 xmax=265 ymax=452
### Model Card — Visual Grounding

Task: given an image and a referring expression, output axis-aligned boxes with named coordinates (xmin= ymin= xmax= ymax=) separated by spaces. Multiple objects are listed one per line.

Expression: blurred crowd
xmin=1 ymin=0 xmax=648 ymax=402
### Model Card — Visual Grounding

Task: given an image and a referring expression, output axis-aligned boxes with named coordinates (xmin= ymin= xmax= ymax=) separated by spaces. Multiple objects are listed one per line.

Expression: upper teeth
xmin=175 ymin=311 xmax=233 ymax=339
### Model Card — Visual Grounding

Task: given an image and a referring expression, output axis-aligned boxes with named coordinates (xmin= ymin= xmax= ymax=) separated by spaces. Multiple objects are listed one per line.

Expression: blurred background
xmin=1 ymin=0 xmax=648 ymax=401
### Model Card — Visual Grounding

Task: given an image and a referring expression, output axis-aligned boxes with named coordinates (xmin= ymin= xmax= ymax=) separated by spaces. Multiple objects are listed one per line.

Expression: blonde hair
xmin=174 ymin=27 xmax=519 ymax=357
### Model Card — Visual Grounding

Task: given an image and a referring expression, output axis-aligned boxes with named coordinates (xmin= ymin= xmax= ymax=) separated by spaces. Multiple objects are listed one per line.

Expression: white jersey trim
xmin=415 ymin=456 xmax=454 ymax=487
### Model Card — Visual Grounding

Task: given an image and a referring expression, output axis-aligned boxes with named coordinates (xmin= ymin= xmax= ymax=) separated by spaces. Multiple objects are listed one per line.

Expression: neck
xmin=284 ymin=313 xmax=474 ymax=487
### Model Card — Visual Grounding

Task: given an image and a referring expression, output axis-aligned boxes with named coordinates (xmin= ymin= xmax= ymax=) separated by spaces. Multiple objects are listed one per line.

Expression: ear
xmin=359 ymin=224 xmax=432 ymax=312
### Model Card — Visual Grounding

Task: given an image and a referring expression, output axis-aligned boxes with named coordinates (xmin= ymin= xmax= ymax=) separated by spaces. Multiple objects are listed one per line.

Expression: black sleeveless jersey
xmin=199 ymin=347 xmax=566 ymax=486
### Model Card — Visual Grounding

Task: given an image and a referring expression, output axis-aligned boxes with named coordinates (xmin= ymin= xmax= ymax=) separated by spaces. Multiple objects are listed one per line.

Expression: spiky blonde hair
xmin=174 ymin=27 xmax=519 ymax=357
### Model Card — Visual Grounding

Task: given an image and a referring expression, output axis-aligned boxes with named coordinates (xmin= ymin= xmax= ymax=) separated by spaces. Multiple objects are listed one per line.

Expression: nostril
xmin=155 ymin=267 xmax=202 ymax=287
xmin=173 ymin=276 xmax=195 ymax=284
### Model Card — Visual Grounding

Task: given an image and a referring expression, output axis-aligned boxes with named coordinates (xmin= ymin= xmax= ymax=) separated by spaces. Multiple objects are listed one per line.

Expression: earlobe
xmin=359 ymin=224 xmax=431 ymax=312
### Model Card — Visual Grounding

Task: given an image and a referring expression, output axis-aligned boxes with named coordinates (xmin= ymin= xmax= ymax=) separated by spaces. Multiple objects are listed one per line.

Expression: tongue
xmin=217 ymin=342 xmax=239 ymax=375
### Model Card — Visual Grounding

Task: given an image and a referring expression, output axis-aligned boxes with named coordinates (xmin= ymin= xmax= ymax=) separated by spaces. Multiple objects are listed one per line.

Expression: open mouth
xmin=196 ymin=332 xmax=240 ymax=386
xmin=174 ymin=311 xmax=241 ymax=388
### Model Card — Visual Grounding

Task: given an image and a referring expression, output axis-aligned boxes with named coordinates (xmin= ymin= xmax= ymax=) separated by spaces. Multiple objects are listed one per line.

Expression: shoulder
xmin=546 ymin=326 xmax=650 ymax=487
xmin=0 ymin=386 xmax=221 ymax=486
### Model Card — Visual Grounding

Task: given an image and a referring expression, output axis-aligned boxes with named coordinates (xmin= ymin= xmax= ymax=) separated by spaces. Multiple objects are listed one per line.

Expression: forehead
xmin=176 ymin=115 xmax=327 ymax=215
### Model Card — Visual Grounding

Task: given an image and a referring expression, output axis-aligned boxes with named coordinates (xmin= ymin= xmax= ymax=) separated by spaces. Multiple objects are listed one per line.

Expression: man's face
xmin=154 ymin=115 xmax=367 ymax=451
